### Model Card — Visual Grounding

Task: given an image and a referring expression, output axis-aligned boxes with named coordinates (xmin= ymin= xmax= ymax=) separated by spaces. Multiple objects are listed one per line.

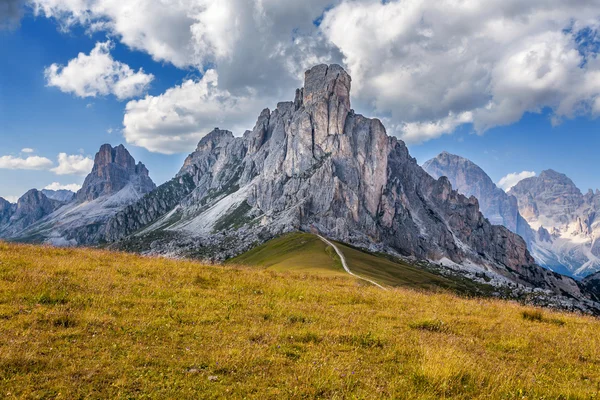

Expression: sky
xmin=1 ymin=0 xmax=600 ymax=203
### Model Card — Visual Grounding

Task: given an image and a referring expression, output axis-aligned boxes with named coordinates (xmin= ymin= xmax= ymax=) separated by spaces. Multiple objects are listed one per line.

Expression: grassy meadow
xmin=1 ymin=240 xmax=600 ymax=399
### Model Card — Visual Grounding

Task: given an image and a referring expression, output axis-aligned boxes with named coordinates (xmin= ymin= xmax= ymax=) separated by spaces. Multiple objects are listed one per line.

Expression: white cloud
xmin=123 ymin=70 xmax=269 ymax=154
xmin=21 ymin=148 xmax=34 ymax=153
xmin=51 ymin=153 xmax=94 ymax=176
xmin=45 ymin=41 xmax=154 ymax=100
xmin=31 ymin=0 xmax=600 ymax=147
xmin=32 ymin=0 xmax=339 ymax=152
xmin=0 ymin=0 xmax=24 ymax=30
xmin=320 ymin=0 xmax=600 ymax=143
xmin=498 ymin=171 xmax=537 ymax=191
xmin=392 ymin=112 xmax=474 ymax=145
xmin=0 ymin=155 xmax=53 ymax=170
xmin=44 ymin=182 xmax=82 ymax=192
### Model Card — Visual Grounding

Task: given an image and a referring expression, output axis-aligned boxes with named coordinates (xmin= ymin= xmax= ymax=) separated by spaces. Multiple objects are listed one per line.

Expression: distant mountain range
xmin=0 ymin=64 xmax=598 ymax=313
xmin=423 ymin=153 xmax=600 ymax=279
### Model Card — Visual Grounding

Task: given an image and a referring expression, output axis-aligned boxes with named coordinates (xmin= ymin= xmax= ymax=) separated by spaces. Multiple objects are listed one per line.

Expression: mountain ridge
xmin=105 ymin=64 xmax=596 ymax=311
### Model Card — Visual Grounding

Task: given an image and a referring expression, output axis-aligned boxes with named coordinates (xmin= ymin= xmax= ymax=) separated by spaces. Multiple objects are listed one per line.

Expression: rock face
xmin=42 ymin=189 xmax=75 ymax=203
xmin=107 ymin=64 xmax=591 ymax=306
xmin=77 ymin=144 xmax=155 ymax=202
xmin=423 ymin=152 xmax=526 ymax=234
xmin=508 ymin=170 xmax=600 ymax=278
xmin=583 ymin=271 xmax=600 ymax=301
xmin=0 ymin=197 xmax=16 ymax=227
xmin=0 ymin=190 xmax=57 ymax=237
xmin=4 ymin=144 xmax=156 ymax=245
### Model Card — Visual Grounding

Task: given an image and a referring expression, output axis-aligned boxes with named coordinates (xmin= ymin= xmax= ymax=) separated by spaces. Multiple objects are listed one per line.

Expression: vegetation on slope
xmin=1 ymin=242 xmax=600 ymax=399
xmin=230 ymin=232 xmax=494 ymax=296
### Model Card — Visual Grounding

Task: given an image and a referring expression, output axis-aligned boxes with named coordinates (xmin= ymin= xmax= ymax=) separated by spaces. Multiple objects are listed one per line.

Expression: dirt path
xmin=317 ymin=235 xmax=387 ymax=290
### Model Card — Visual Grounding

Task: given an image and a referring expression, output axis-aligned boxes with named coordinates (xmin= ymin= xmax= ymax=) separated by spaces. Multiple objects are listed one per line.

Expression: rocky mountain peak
xmin=10 ymin=189 xmax=55 ymax=229
xmin=422 ymin=152 xmax=523 ymax=233
xmin=298 ymin=64 xmax=352 ymax=146
xmin=77 ymin=144 xmax=155 ymax=202
xmin=42 ymin=189 xmax=75 ymax=203
xmin=0 ymin=197 xmax=16 ymax=226
xmin=509 ymin=168 xmax=583 ymax=220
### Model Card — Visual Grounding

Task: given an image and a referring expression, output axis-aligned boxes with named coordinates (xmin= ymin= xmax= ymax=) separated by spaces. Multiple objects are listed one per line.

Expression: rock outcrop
xmin=583 ymin=271 xmax=600 ymax=301
xmin=0 ymin=190 xmax=56 ymax=237
xmin=5 ymin=144 xmax=156 ymax=245
xmin=77 ymin=144 xmax=155 ymax=202
xmin=509 ymin=170 xmax=600 ymax=278
xmin=42 ymin=189 xmax=75 ymax=203
xmin=106 ymin=64 xmax=591 ymax=307
xmin=423 ymin=152 xmax=530 ymax=237
xmin=0 ymin=197 xmax=16 ymax=227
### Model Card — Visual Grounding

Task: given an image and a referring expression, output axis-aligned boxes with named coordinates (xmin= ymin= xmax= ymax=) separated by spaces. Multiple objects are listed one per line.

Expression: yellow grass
xmin=0 ymin=241 xmax=599 ymax=399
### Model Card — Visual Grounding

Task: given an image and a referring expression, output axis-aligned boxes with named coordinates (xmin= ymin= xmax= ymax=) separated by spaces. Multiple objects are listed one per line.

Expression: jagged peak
xmin=302 ymin=64 xmax=351 ymax=110
xmin=77 ymin=143 xmax=155 ymax=202
xmin=93 ymin=143 xmax=138 ymax=172
xmin=195 ymin=128 xmax=235 ymax=151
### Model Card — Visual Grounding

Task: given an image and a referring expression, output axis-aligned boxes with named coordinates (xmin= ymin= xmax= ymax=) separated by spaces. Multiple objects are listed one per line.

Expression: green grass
xmin=230 ymin=232 xmax=494 ymax=295
xmin=1 ymin=241 xmax=600 ymax=399
xmin=227 ymin=232 xmax=346 ymax=276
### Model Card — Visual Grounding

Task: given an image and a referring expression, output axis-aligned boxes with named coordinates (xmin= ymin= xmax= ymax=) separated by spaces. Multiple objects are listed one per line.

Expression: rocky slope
xmin=6 ymin=144 xmax=156 ymax=245
xmin=0 ymin=190 xmax=61 ymax=238
xmin=509 ymin=170 xmax=600 ymax=278
xmin=42 ymin=189 xmax=75 ymax=203
xmin=423 ymin=152 xmax=530 ymax=236
xmin=422 ymin=153 xmax=577 ymax=275
xmin=106 ymin=64 xmax=596 ymax=310
xmin=583 ymin=271 xmax=600 ymax=301
xmin=0 ymin=197 xmax=16 ymax=227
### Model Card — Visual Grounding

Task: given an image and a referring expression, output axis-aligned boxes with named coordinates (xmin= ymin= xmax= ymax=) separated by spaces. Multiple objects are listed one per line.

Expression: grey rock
xmin=107 ymin=64 xmax=595 ymax=310
xmin=0 ymin=190 xmax=56 ymax=237
xmin=509 ymin=170 xmax=600 ymax=277
xmin=42 ymin=189 xmax=75 ymax=203
xmin=423 ymin=152 xmax=523 ymax=233
xmin=77 ymin=144 xmax=155 ymax=202
xmin=0 ymin=197 xmax=16 ymax=227
xmin=5 ymin=144 xmax=156 ymax=245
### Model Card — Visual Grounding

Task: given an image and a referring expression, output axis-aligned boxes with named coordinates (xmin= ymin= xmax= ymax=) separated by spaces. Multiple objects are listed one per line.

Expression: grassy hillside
xmin=1 ymin=242 xmax=600 ymax=399
xmin=230 ymin=232 xmax=493 ymax=295
xmin=227 ymin=233 xmax=346 ymax=276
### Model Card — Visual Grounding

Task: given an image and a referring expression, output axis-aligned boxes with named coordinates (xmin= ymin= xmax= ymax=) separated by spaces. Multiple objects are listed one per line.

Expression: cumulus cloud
xmin=320 ymin=0 xmax=600 ymax=143
xmin=51 ymin=153 xmax=93 ymax=175
xmin=45 ymin=41 xmax=154 ymax=100
xmin=21 ymin=148 xmax=34 ymax=153
xmin=32 ymin=0 xmax=339 ymax=152
xmin=32 ymin=0 xmax=600 ymax=148
xmin=123 ymin=70 xmax=270 ymax=154
xmin=44 ymin=182 xmax=82 ymax=192
xmin=498 ymin=171 xmax=537 ymax=191
xmin=0 ymin=155 xmax=53 ymax=170
xmin=0 ymin=0 xmax=25 ymax=29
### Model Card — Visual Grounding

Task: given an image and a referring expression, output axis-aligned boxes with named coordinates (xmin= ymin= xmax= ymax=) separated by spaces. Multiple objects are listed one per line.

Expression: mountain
xmin=423 ymin=153 xmax=600 ymax=279
xmin=509 ymin=170 xmax=600 ymax=278
xmin=3 ymin=144 xmax=156 ymax=245
xmin=422 ymin=152 xmax=530 ymax=236
xmin=42 ymin=189 xmax=75 ymax=203
xmin=0 ymin=197 xmax=16 ymax=227
xmin=0 ymin=190 xmax=60 ymax=237
xmin=583 ymin=271 xmax=600 ymax=301
xmin=105 ymin=64 xmax=595 ymax=309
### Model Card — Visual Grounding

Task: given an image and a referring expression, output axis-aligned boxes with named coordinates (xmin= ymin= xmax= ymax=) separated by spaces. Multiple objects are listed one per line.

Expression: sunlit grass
xmin=0 ymin=241 xmax=599 ymax=399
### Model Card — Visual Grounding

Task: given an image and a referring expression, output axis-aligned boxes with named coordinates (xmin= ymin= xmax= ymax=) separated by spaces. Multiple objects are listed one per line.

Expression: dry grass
xmin=0 ymin=241 xmax=599 ymax=399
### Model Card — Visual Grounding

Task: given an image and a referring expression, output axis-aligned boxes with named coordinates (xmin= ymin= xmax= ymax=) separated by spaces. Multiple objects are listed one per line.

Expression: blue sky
xmin=1 ymin=1 xmax=600 ymax=202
